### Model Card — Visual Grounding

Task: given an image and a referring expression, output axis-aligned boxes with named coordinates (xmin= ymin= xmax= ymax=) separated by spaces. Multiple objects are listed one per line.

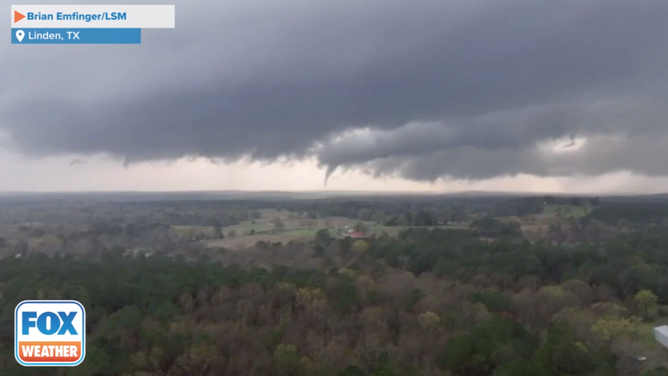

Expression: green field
xmin=172 ymin=225 xmax=214 ymax=236
xmin=542 ymin=204 xmax=590 ymax=218
xmin=281 ymin=228 xmax=320 ymax=237
xmin=177 ymin=210 xmax=467 ymax=249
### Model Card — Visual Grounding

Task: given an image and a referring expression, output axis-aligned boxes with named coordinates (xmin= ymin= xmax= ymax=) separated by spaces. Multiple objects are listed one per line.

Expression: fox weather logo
xmin=14 ymin=300 xmax=86 ymax=367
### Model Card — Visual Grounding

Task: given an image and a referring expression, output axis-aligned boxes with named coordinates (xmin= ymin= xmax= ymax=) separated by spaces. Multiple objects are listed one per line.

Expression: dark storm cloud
xmin=3 ymin=0 xmax=668 ymax=181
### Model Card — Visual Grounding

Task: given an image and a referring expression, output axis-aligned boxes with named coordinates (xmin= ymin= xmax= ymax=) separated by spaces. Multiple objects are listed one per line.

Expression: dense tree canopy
xmin=2 ymin=195 xmax=668 ymax=375
xmin=0 ymin=226 xmax=667 ymax=375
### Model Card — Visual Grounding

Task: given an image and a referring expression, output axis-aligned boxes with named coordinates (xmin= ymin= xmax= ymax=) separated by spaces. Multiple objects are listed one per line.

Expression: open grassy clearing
xmin=540 ymin=204 xmax=591 ymax=218
xmin=177 ymin=208 xmax=471 ymax=250
xmin=172 ymin=225 xmax=214 ymax=236
xmin=280 ymin=228 xmax=320 ymax=237
xmin=205 ymin=224 xmax=462 ymax=250
xmin=224 ymin=210 xmax=348 ymax=234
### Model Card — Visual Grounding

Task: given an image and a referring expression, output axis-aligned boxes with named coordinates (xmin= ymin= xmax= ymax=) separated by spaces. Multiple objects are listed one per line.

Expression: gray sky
xmin=4 ymin=0 xmax=668 ymax=193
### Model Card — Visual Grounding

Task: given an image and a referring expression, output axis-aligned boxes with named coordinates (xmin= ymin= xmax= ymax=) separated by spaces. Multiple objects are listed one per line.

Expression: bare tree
xmin=273 ymin=218 xmax=286 ymax=231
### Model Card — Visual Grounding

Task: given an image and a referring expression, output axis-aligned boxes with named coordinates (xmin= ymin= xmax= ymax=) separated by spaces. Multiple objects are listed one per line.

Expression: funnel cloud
xmin=3 ymin=0 xmax=668 ymax=185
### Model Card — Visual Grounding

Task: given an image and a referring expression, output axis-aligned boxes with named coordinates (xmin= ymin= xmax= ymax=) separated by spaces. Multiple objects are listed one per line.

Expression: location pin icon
xmin=16 ymin=30 xmax=24 ymax=42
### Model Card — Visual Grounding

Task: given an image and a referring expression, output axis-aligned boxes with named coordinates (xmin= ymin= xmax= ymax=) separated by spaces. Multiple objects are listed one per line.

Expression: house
xmin=655 ymin=326 xmax=668 ymax=349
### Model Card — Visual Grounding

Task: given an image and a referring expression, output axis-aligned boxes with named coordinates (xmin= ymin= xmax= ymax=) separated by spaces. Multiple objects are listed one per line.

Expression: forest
xmin=1 ymin=194 xmax=668 ymax=375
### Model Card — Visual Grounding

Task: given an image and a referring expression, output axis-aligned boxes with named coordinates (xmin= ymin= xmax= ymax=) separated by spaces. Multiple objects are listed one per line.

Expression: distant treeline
xmin=136 ymin=198 xmax=493 ymax=223
xmin=494 ymin=196 xmax=600 ymax=217
xmin=0 ymin=198 xmax=484 ymax=228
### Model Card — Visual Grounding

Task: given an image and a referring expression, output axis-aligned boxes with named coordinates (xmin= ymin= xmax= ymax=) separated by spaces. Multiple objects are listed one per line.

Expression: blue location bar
xmin=11 ymin=28 xmax=141 ymax=44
